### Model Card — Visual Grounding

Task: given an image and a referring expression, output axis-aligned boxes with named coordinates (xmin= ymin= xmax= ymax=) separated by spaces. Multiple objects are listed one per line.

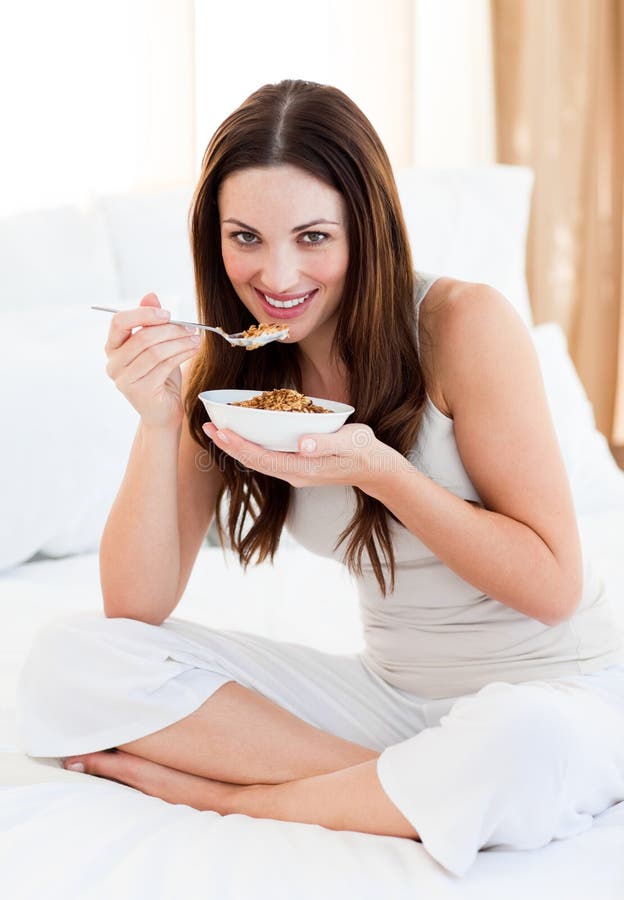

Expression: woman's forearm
xmin=358 ymin=452 xmax=580 ymax=626
xmin=99 ymin=421 xmax=182 ymax=624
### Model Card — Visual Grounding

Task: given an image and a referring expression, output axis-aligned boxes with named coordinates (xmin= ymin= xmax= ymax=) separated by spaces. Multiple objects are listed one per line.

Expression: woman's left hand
xmin=202 ymin=421 xmax=406 ymax=490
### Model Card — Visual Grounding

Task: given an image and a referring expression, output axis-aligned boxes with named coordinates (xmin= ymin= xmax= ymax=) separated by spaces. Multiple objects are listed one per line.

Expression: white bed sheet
xmin=1 ymin=514 xmax=624 ymax=899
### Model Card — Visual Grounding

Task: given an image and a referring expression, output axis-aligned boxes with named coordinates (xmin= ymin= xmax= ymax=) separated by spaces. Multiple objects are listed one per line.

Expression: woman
xmin=17 ymin=80 xmax=624 ymax=876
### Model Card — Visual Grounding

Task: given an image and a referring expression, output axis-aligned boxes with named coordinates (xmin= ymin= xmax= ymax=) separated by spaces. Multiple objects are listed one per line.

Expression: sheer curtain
xmin=491 ymin=0 xmax=624 ymax=456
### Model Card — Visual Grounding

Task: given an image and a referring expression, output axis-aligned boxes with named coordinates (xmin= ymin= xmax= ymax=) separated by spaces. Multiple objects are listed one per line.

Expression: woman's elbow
xmin=540 ymin=577 xmax=583 ymax=627
xmin=103 ymin=596 xmax=168 ymax=627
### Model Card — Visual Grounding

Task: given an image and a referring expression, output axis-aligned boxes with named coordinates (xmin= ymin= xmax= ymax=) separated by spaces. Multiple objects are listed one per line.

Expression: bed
xmin=2 ymin=166 xmax=624 ymax=897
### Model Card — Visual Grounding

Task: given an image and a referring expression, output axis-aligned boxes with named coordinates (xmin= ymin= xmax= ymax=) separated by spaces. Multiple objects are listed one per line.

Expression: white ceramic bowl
xmin=198 ymin=389 xmax=355 ymax=452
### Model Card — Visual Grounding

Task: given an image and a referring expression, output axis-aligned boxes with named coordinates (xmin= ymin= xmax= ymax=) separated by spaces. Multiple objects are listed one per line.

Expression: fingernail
xmin=216 ymin=430 xmax=229 ymax=443
xmin=301 ymin=439 xmax=316 ymax=453
xmin=155 ymin=309 xmax=170 ymax=319
xmin=67 ymin=762 xmax=85 ymax=772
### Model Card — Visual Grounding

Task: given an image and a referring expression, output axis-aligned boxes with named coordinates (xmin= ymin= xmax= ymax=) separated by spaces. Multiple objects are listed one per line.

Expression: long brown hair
xmin=186 ymin=79 xmax=426 ymax=595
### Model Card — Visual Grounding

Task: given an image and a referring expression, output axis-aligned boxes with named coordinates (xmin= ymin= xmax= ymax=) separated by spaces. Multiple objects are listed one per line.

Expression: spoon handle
xmin=89 ymin=306 xmax=286 ymax=347
xmin=90 ymin=305 xmax=216 ymax=332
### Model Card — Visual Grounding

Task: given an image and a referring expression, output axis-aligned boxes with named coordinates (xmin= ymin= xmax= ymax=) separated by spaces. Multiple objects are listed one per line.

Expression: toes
xmin=63 ymin=749 xmax=129 ymax=780
xmin=63 ymin=753 xmax=105 ymax=774
xmin=63 ymin=755 xmax=88 ymax=772
xmin=62 ymin=751 xmax=235 ymax=812
xmin=62 ymin=750 xmax=171 ymax=798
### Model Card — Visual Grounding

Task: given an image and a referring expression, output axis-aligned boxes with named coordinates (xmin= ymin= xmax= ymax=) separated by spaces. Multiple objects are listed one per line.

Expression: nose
xmin=260 ymin=244 xmax=301 ymax=295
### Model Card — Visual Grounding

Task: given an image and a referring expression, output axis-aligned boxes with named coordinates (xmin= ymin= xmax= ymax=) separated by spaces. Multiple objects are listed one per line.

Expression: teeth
xmin=263 ymin=293 xmax=309 ymax=308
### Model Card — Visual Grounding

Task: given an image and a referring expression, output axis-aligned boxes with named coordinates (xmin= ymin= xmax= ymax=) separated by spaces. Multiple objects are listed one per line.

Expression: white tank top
xmin=286 ymin=271 xmax=624 ymax=699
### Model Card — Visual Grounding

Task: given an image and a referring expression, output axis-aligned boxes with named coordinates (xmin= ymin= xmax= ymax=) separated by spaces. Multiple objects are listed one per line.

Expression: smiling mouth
xmin=254 ymin=288 xmax=318 ymax=310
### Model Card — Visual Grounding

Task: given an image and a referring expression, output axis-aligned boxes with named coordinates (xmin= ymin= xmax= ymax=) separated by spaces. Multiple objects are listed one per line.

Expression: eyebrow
xmin=222 ymin=217 xmax=340 ymax=233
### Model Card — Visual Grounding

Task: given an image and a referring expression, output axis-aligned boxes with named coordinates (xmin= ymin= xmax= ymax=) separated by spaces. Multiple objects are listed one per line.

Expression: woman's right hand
xmin=104 ymin=293 xmax=203 ymax=429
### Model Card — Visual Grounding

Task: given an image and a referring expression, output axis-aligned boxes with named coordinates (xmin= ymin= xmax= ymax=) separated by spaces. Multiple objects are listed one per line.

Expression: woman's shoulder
xmin=420 ymin=276 xmax=516 ymax=326
xmin=418 ymin=277 xmax=527 ymax=418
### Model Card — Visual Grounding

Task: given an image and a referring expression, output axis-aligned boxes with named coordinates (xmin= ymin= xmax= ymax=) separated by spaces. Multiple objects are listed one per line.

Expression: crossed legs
xmin=63 ymin=681 xmax=419 ymax=839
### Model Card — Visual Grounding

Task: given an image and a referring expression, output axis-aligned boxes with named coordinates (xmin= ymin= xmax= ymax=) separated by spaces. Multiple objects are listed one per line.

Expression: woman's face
xmin=218 ymin=164 xmax=349 ymax=346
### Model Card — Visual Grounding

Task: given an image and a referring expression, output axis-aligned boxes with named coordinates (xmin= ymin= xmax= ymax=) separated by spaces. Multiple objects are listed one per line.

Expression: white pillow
xmin=0 ymin=306 xmax=139 ymax=570
xmin=0 ymin=203 xmax=119 ymax=312
xmin=531 ymin=322 xmax=624 ymax=515
xmin=396 ymin=164 xmax=535 ymax=327
xmin=1 ymin=310 xmax=622 ymax=573
xmin=98 ymin=188 xmax=198 ymax=321
xmin=100 ymin=168 xmax=534 ymax=326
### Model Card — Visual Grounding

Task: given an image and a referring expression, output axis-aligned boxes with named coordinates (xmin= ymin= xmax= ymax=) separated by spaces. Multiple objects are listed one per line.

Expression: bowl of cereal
xmin=198 ymin=388 xmax=355 ymax=451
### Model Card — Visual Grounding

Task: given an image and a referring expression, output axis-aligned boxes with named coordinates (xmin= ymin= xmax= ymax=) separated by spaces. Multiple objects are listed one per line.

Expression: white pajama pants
xmin=16 ymin=610 xmax=624 ymax=876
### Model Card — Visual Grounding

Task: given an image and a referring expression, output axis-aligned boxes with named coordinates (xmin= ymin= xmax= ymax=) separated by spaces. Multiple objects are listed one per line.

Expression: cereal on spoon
xmin=241 ymin=323 xmax=289 ymax=351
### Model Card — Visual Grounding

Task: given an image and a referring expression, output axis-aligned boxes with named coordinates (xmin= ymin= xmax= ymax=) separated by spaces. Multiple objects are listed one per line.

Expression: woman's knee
xmin=452 ymin=681 xmax=583 ymax=777
xmin=17 ymin=610 xmax=175 ymax=708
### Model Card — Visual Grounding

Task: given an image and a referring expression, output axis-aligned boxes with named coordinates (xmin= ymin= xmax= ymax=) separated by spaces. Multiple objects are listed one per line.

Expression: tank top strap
xmin=413 ymin=270 xmax=442 ymax=357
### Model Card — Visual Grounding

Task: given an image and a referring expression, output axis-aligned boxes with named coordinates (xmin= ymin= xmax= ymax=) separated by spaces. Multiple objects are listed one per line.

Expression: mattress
xmin=1 ymin=511 xmax=624 ymax=899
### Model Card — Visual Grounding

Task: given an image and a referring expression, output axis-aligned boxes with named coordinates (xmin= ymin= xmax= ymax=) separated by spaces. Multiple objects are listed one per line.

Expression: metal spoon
xmin=90 ymin=306 xmax=289 ymax=349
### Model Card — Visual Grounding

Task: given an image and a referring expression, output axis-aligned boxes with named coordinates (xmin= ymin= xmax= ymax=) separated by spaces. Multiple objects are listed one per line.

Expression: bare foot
xmin=62 ymin=750 xmax=241 ymax=814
